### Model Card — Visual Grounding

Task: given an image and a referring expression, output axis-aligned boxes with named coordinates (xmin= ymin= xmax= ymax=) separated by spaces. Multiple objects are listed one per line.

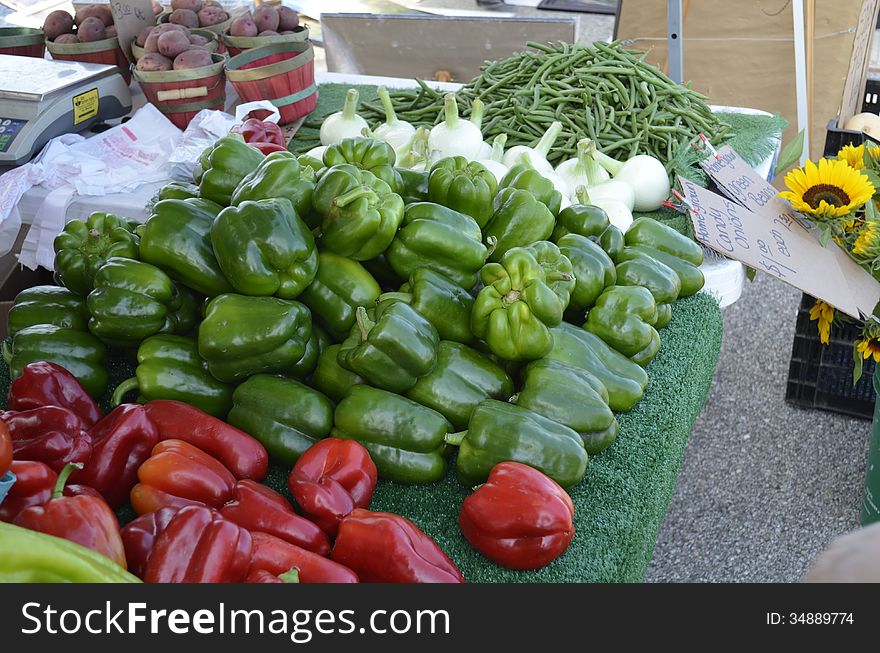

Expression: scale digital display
xmin=0 ymin=118 xmax=25 ymax=153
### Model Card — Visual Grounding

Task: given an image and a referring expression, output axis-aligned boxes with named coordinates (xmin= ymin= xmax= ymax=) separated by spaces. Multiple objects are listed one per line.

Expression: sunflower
xmin=868 ymin=144 xmax=880 ymax=164
xmin=809 ymin=299 xmax=834 ymax=344
xmin=857 ymin=335 xmax=880 ymax=363
xmin=780 ymin=158 xmax=875 ymax=219
xmin=853 ymin=221 xmax=880 ymax=257
xmin=838 ymin=143 xmax=866 ymax=169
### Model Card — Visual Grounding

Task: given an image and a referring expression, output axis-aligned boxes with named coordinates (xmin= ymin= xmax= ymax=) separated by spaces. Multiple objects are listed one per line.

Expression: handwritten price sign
xmin=110 ymin=0 xmax=155 ymax=62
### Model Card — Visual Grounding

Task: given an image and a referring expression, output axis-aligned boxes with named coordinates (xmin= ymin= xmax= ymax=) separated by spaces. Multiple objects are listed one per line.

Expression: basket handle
xmin=156 ymin=86 xmax=209 ymax=101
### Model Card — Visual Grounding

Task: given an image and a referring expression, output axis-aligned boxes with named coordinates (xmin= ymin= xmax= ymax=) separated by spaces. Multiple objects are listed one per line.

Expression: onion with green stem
xmin=502 ymin=121 xmax=562 ymax=176
xmin=428 ymin=94 xmax=485 ymax=162
xmin=593 ymin=149 xmax=671 ymax=212
xmin=372 ymin=85 xmax=416 ymax=157
xmin=320 ymin=88 xmax=370 ymax=146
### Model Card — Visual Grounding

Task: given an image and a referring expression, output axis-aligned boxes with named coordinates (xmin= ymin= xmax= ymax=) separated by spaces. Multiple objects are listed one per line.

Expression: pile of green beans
xmin=360 ymin=41 xmax=731 ymax=168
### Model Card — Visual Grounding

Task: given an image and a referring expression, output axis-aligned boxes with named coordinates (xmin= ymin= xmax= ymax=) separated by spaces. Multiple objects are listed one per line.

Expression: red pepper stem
xmin=377 ymin=291 xmax=412 ymax=305
xmin=333 ymin=186 xmax=377 ymax=209
xmin=1 ymin=341 xmax=11 ymax=366
xmin=111 ymin=377 xmax=139 ymax=407
xmin=355 ymin=306 xmax=375 ymax=341
xmin=279 ymin=568 xmax=301 ymax=583
xmin=52 ymin=462 xmax=84 ymax=499
xmin=445 ymin=431 xmax=466 ymax=447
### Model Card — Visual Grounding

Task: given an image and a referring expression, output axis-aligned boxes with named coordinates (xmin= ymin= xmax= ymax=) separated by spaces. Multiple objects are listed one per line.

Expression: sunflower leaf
xmin=820 ymin=226 xmax=832 ymax=247
xmin=774 ymin=129 xmax=806 ymax=178
xmin=862 ymin=168 xmax=880 ymax=191
xmin=853 ymin=344 xmax=864 ymax=385
xmin=746 ymin=266 xmax=757 ymax=282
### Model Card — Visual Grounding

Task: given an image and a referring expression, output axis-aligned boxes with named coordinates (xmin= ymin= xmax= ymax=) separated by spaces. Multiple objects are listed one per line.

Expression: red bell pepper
xmin=231 ymin=118 xmax=285 ymax=147
xmin=219 ymin=479 xmax=329 ymax=555
xmin=8 ymin=361 xmax=103 ymax=427
xmin=1 ymin=406 xmax=91 ymax=473
xmin=70 ymin=404 xmax=159 ymax=509
xmin=331 ymin=509 xmax=464 ymax=583
xmin=248 ymin=532 xmax=358 ymax=583
xmin=130 ymin=439 xmax=237 ymax=515
xmin=248 ymin=142 xmax=288 ymax=156
xmin=120 ymin=507 xmax=179 ymax=579
xmin=143 ymin=505 xmax=252 ymax=583
xmin=143 ymin=400 xmax=268 ymax=481
xmin=0 ymin=460 xmax=56 ymax=522
xmin=14 ymin=462 xmax=127 ymax=568
xmin=0 ymin=418 xmax=10 ymax=478
xmin=288 ymin=438 xmax=377 ymax=538
xmin=458 ymin=461 xmax=575 ymax=570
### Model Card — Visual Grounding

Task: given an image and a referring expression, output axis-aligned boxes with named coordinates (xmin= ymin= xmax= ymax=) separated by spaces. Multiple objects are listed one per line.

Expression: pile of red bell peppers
xmin=0 ymin=360 xmax=576 ymax=582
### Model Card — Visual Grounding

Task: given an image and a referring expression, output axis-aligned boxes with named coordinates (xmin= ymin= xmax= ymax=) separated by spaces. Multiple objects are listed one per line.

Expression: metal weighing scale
xmin=0 ymin=54 xmax=132 ymax=167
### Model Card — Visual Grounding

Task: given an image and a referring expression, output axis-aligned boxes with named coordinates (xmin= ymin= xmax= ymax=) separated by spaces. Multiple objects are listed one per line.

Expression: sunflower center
xmin=802 ymin=184 xmax=850 ymax=209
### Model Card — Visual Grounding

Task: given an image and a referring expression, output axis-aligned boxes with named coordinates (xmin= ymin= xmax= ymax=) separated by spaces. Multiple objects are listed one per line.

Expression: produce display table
xmin=0 ymin=291 xmax=723 ymax=582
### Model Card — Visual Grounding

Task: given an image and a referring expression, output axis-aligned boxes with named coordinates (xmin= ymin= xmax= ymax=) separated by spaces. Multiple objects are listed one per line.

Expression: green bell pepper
xmin=499 ymin=165 xmax=562 ymax=215
xmin=397 ymin=168 xmax=430 ymax=204
xmin=557 ymin=234 xmax=616 ymax=314
xmin=385 ymin=202 xmax=489 ymax=290
xmin=139 ymin=199 xmax=233 ymax=297
xmin=7 ymin=285 xmax=89 ymax=337
xmin=406 ymin=341 xmax=513 ymax=430
xmin=198 ymin=293 xmax=312 ymax=382
xmin=310 ymin=344 xmax=364 ymax=402
xmin=551 ymin=200 xmax=610 ymax=242
xmin=231 ymin=151 xmax=316 ymax=225
xmin=185 ymin=197 xmax=224 ymax=217
xmin=448 ymin=399 xmax=588 ymax=488
xmin=150 ymin=181 xmax=200 ymax=204
xmin=299 ymin=252 xmax=382 ymax=341
xmin=111 ymin=334 xmax=233 ymax=417
xmin=584 ymin=285 xmax=660 ymax=366
xmin=380 ymin=268 xmax=475 ymax=345
xmin=228 ymin=374 xmax=334 ymax=465
xmin=625 ymin=217 xmax=705 ymax=266
xmin=427 ymin=156 xmax=498 ymax=228
xmin=361 ymin=254 xmax=406 ymax=291
xmin=333 ymin=385 xmax=448 ymax=484
xmin=53 ymin=212 xmax=140 ymax=296
xmin=198 ymin=135 xmax=265 ymax=206
xmin=4 ymin=324 xmax=107 ymax=398
xmin=298 ymin=153 xmax=324 ymax=176
xmin=312 ymin=164 xmax=404 ymax=261
xmin=522 ymin=240 xmax=576 ymax=308
xmin=513 ymin=358 xmax=618 ymax=455
xmin=290 ymin=324 xmax=330 ymax=379
xmin=483 ymin=188 xmax=555 ymax=262
xmin=87 ymin=257 xmax=197 ymax=348
xmin=617 ymin=245 xmax=705 ymax=297
xmin=210 ymin=198 xmax=317 ymax=299
xmin=615 ymin=258 xmax=681 ymax=329
xmin=545 ymin=322 xmax=647 ymax=412
xmin=471 ymin=245 xmax=571 ymax=361
xmin=322 ymin=137 xmax=402 ymax=192
xmin=338 ymin=302 xmax=439 ymax=394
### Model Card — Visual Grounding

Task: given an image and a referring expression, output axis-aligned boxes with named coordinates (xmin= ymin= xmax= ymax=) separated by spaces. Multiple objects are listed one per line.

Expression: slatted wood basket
xmin=0 ymin=27 xmax=45 ymax=58
xmin=222 ymin=25 xmax=308 ymax=57
xmin=225 ymin=41 xmax=317 ymax=125
xmin=134 ymin=52 xmax=226 ymax=129
xmin=46 ymin=35 xmax=131 ymax=84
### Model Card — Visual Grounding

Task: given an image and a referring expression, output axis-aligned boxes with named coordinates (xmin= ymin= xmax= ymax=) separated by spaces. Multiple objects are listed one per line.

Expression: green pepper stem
xmin=535 ymin=121 xmax=563 ymax=158
xmin=378 ymin=85 xmax=397 ymax=126
xmin=443 ymin=93 xmax=459 ymax=128
xmin=342 ymin=88 xmax=360 ymax=121
xmin=485 ymin=235 xmax=498 ymax=258
xmin=278 ymin=568 xmax=300 ymax=583
xmin=355 ymin=306 xmax=375 ymax=341
xmin=332 ymin=186 xmax=377 ymax=209
xmin=111 ymin=377 xmax=139 ymax=407
xmin=52 ymin=462 xmax=84 ymax=499
xmin=575 ymin=185 xmax=591 ymax=205
xmin=378 ymin=292 xmax=412 ymax=305
xmin=546 ymin=272 xmax=575 ymax=283
xmin=470 ymin=98 xmax=485 ymax=131
xmin=445 ymin=431 xmax=466 ymax=447
xmin=1 ymin=341 xmax=11 ymax=366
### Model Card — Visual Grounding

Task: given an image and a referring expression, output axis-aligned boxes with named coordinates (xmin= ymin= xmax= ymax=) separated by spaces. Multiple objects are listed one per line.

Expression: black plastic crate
xmin=785 ymin=294 xmax=876 ymax=420
xmin=822 ymin=78 xmax=880 ymax=157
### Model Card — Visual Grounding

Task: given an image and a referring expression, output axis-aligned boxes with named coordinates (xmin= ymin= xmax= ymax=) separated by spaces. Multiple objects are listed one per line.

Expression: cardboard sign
xmin=109 ymin=0 xmax=155 ymax=62
xmin=677 ymin=173 xmax=880 ymax=319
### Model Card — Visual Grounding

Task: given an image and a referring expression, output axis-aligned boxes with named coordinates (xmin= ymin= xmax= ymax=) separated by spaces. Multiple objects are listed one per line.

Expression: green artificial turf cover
xmin=0 ymin=292 xmax=722 ymax=583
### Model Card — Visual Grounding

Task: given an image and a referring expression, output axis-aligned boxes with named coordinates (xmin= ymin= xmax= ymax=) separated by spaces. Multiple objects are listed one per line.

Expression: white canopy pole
xmin=792 ymin=0 xmax=811 ymax=164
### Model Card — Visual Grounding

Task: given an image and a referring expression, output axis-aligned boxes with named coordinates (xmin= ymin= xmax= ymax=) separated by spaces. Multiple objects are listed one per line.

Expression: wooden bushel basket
xmin=134 ymin=52 xmax=226 ymax=129
xmin=131 ymin=28 xmax=220 ymax=61
xmin=225 ymin=41 xmax=317 ymax=125
xmin=0 ymin=28 xmax=45 ymax=58
xmin=46 ymin=36 xmax=131 ymax=84
xmin=222 ymin=25 xmax=308 ymax=57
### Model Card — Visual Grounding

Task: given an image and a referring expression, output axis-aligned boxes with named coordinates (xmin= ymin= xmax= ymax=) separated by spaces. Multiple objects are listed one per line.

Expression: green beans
xmin=358 ymin=41 xmax=730 ymax=168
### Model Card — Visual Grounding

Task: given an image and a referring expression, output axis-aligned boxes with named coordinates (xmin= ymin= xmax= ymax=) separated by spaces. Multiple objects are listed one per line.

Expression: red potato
xmin=136 ymin=52 xmax=173 ymax=72
xmin=173 ymin=48 xmax=213 ymax=69
xmin=277 ymin=7 xmax=299 ymax=31
xmin=153 ymin=0 xmax=164 ymax=15
xmin=53 ymin=33 xmax=79 ymax=44
xmin=171 ymin=0 xmax=203 ymax=11
xmin=74 ymin=5 xmax=113 ymax=27
xmin=146 ymin=24 xmax=188 ymax=52
xmin=104 ymin=25 xmax=117 ymax=38
xmin=197 ymin=6 xmax=227 ymax=26
xmin=136 ymin=26 xmax=153 ymax=47
xmin=157 ymin=30 xmax=191 ymax=58
xmin=42 ymin=10 xmax=74 ymax=40
xmin=188 ymin=33 xmax=209 ymax=45
xmin=252 ymin=5 xmax=279 ymax=33
xmin=76 ymin=16 xmax=106 ymax=42
xmin=169 ymin=8 xmax=199 ymax=28
xmin=257 ymin=30 xmax=278 ymax=36
xmin=229 ymin=16 xmax=258 ymax=37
